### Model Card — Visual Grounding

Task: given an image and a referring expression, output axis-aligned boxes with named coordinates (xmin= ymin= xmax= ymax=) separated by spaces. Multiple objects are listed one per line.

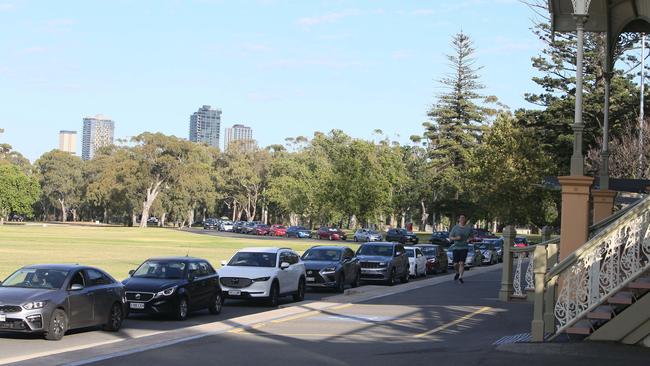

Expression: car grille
xmin=220 ymin=277 xmax=253 ymax=288
xmin=360 ymin=262 xmax=382 ymax=268
xmin=0 ymin=305 xmax=22 ymax=313
xmin=0 ymin=319 xmax=27 ymax=330
xmin=125 ymin=292 xmax=155 ymax=302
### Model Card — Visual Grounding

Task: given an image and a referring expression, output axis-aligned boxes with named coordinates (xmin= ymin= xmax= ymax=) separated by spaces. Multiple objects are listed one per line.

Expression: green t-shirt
xmin=449 ymin=224 xmax=472 ymax=250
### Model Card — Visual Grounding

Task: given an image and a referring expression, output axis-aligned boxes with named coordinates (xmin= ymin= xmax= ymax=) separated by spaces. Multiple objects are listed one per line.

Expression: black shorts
xmin=452 ymin=249 xmax=468 ymax=263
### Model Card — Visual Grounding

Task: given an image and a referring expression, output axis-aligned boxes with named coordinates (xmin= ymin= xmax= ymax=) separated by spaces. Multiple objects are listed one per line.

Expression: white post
xmin=571 ymin=14 xmax=588 ymax=176
xmin=639 ymin=33 xmax=646 ymax=178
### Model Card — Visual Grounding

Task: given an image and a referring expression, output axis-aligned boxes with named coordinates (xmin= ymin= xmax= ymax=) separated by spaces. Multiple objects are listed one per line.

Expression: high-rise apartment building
xmin=58 ymin=130 xmax=77 ymax=154
xmin=189 ymin=105 xmax=221 ymax=148
xmin=224 ymin=124 xmax=255 ymax=151
xmin=82 ymin=114 xmax=115 ymax=160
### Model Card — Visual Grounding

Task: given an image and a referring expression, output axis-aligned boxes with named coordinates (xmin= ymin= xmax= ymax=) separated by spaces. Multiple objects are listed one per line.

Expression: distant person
xmin=449 ymin=214 xmax=472 ymax=284
xmin=407 ymin=222 xmax=413 ymax=232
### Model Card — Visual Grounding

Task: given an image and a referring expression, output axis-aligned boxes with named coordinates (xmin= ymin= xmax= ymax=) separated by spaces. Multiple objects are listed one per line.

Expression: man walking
xmin=449 ymin=214 xmax=472 ymax=284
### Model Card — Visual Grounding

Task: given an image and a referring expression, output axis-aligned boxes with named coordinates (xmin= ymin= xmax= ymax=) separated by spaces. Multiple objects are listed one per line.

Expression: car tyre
xmin=267 ymin=282 xmax=280 ymax=307
xmin=176 ymin=296 xmax=189 ymax=321
xmin=386 ymin=268 xmax=396 ymax=286
xmin=400 ymin=268 xmax=409 ymax=284
xmin=293 ymin=278 xmax=306 ymax=302
xmin=44 ymin=309 xmax=68 ymax=341
xmin=208 ymin=292 xmax=223 ymax=315
xmin=335 ymin=274 xmax=345 ymax=293
xmin=103 ymin=302 xmax=124 ymax=332
xmin=351 ymin=270 xmax=361 ymax=288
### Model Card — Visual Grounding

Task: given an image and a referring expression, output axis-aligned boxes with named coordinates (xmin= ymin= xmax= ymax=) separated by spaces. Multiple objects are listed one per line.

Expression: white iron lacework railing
xmin=546 ymin=195 xmax=650 ymax=338
xmin=511 ymin=238 xmax=560 ymax=298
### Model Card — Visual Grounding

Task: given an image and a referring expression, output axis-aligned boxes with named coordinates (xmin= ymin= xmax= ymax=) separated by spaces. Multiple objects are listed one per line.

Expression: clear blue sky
xmin=0 ymin=0 xmax=542 ymax=161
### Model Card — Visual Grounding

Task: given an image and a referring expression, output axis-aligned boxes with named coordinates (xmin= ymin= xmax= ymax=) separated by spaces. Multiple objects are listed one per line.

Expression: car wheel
xmin=267 ymin=282 xmax=280 ymax=307
xmin=351 ymin=270 xmax=361 ymax=288
xmin=44 ymin=309 xmax=67 ymax=341
xmin=335 ymin=274 xmax=345 ymax=293
xmin=103 ymin=302 xmax=124 ymax=331
xmin=209 ymin=292 xmax=223 ymax=315
xmin=293 ymin=278 xmax=306 ymax=302
xmin=176 ymin=296 xmax=189 ymax=321
xmin=386 ymin=268 xmax=396 ymax=286
xmin=400 ymin=267 xmax=410 ymax=283
xmin=411 ymin=265 xmax=417 ymax=279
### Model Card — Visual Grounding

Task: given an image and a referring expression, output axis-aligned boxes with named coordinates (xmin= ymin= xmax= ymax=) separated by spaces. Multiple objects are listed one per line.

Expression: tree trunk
xmin=131 ymin=211 xmax=137 ymax=227
xmin=103 ymin=207 xmax=109 ymax=224
xmin=58 ymin=198 xmax=66 ymax=222
xmin=420 ymin=201 xmax=429 ymax=232
xmin=188 ymin=208 xmax=195 ymax=227
xmin=232 ymin=201 xmax=237 ymax=221
xmin=400 ymin=212 xmax=406 ymax=229
xmin=140 ymin=180 xmax=164 ymax=228
xmin=161 ymin=212 xmax=167 ymax=227
xmin=71 ymin=209 xmax=78 ymax=222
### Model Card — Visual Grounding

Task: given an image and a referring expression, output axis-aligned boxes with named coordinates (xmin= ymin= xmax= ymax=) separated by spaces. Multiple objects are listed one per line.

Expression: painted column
xmin=570 ymin=14 xmax=588 ymax=176
xmin=498 ymin=225 xmax=516 ymax=302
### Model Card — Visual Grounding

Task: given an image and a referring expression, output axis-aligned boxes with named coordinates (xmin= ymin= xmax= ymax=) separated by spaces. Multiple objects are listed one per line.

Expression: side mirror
xmin=128 ymin=270 xmax=135 ymax=276
xmin=220 ymin=260 xmax=227 ymax=267
xmin=280 ymin=262 xmax=290 ymax=270
xmin=70 ymin=284 xmax=84 ymax=291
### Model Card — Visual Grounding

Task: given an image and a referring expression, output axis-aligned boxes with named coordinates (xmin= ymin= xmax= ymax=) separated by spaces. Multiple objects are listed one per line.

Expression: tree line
xmin=2 ymin=13 xmax=649 ymax=230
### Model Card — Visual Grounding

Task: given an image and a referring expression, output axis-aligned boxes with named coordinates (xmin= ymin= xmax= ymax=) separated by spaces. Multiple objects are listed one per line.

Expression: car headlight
xmin=155 ymin=286 xmax=177 ymax=298
xmin=252 ymin=277 xmax=270 ymax=282
xmin=23 ymin=301 xmax=47 ymax=310
xmin=320 ymin=267 xmax=337 ymax=273
xmin=378 ymin=262 xmax=387 ymax=267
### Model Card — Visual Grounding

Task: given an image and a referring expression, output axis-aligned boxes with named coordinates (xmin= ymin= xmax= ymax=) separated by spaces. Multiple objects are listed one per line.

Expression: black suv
xmin=386 ymin=229 xmax=419 ymax=244
xmin=302 ymin=246 xmax=361 ymax=292
xmin=356 ymin=242 xmax=410 ymax=286
xmin=123 ymin=257 xmax=222 ymax=320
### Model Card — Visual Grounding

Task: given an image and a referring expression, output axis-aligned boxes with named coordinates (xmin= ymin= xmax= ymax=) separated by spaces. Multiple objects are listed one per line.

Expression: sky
xmin=0 ymin=0 xmax=545 ymax=161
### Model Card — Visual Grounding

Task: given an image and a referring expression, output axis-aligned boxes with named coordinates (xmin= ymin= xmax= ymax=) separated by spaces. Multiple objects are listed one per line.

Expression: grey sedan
xmin=0 ymin=264 xmax=125 ymax=340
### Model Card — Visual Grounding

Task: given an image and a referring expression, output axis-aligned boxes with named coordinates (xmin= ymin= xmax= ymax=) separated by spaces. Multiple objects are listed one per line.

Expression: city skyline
xmin=81 ymin=114 xmax=114 ymax=160
xmin=224 ymin=124 xmax=255 ymax=151
xmin=189 ymin=105 xmax=222 ymax=149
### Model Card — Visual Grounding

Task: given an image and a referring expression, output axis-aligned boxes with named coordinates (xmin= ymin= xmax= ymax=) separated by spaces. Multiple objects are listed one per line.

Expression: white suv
xmin=219 ymin=247 xmax=306 ymax=307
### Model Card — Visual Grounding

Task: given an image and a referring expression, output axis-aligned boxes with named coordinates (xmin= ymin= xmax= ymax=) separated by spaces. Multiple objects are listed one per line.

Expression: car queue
xmin=0 ymin=224 xmax=509 ymax=341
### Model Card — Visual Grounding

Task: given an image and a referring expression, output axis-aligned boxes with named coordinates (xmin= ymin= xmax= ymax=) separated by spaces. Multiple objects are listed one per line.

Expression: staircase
xmin=530 ymin=194 xmax=650 ymax=346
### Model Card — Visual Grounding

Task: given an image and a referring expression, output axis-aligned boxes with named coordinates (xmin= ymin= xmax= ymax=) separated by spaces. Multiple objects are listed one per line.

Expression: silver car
xmin=0 ymin=264 xmax=125 ymax=340
xmin=353 ymin=229 xmax=383 ymax=242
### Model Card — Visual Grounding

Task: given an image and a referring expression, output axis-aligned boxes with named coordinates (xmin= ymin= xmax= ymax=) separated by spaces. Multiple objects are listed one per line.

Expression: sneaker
xmin=459 ymin=278 xmax=464 ymax=284
xmin=454 ymin=273 xmax=459 ymax=281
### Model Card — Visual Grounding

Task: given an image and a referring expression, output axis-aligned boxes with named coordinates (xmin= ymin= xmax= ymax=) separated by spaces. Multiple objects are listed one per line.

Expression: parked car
xmin=268 ymin=224 xmax=287 ymax=236
xmin=286 ymin=226 xmax=312 ymax=239
xmin=476 ymin=242 xmax=499 ymax=265
xmin=317 ymin=227 xmax=347 ymax=241
xmin=219 ymin=220 xmax=234 ymax=232
xmin=232 ymin=221 xmax=246 ymax=233
xmin=447 ymin=244 xmax=481 ymax=269
xmin=483 ymin=238 xmax=504 ymax=262
xmin=242 ymin=221 xmax=263 ymax=235
xmin=0 ymin=264 xmax=125 ymax=340
xmin=514 ymin=236 xmax=530 ymax=248
xmin=301 ymin=246 xmax=361 ymax=292
xmin=147 ymin=216 xmax=159 ymax=226
xmin=356 ymin=242 xmax=410 ymax=285
xmin=405 ymin=246 xmax=427 ymax=278
xmin=353 ymin=228 xmax=382 ymax=242
xmin=253 ymin=224 xmax=271 ymax=236
xmin=203 ymin=218 xmax=219 ymax=230
xmin=429 ymin=231 xmax=452 ymax=246
xmin=219 ymin=247 xmax=306 ymax=307
xmin=385 ymin=228 xmax=419 ymax=244
xmin=415 ymin=244 xmax=449 ymax=274
xmin=122 ymin=257 xmax=222 ymax=321
xmin=468 ymin=228 xmax=497 ymax=243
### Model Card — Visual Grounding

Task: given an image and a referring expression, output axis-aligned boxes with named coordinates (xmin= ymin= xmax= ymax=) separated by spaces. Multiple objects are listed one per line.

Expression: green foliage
xmin=0 ymin=164 xmax=40 ymax=220
xmin=35 ymin=150 xmax=84 ymax=221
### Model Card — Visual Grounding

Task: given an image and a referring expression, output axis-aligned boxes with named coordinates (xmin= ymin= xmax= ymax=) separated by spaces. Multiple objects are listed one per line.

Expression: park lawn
xmin=0 ymin=225 xmax=357 ymax=280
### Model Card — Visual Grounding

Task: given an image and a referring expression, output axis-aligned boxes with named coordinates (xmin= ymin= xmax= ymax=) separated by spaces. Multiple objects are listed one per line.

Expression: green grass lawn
xmin=0 ymin=225 xmax=355 ymax=280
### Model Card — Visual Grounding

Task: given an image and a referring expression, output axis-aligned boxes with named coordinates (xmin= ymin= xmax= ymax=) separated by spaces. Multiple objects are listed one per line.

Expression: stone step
xmin=566 ymin=320 xmax=593 ymax=335
xmin=587 ymin=305 xmax=615 ymax=320
xmin=627 ymin=277 xmax=650 ymax=290
xmin=608 ymin=291 xmax=634 ymax=305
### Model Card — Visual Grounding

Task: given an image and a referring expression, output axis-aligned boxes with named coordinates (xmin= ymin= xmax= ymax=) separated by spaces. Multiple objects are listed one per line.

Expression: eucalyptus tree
xmin=35 ymin=150 xmax=84 ymax=222
xmin=0 ymin=164 xmax=40 ymax=224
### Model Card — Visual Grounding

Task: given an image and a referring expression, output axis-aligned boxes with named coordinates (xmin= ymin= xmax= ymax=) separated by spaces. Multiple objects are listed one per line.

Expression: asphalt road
xmin=73 ymin=268 xmax=650 ymax=366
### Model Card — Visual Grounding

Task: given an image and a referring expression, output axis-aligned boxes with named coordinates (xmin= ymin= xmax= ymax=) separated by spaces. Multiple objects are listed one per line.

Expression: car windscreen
xmin=228 ymin=252 xmax=277 ymax=267
xmin=302 ymin=249 xmax=341 ymax=261
xmin=133 ymin=261 xmax=186 ymax=279
xmin=406 ymin=249 xmax=415 ymax=257
xmin=420 ymin=247 xmax=438 ymax=256
xmin=1 ymin=268 xmax=69 ymax=290
xmin=223 ymin=221 xmax=233 ymax=225
xmin=357 ymin=244 xmax=393 ymax=256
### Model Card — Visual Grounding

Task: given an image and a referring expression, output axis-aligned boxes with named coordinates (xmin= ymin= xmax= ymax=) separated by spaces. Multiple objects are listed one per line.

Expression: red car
xmin=513 ymin=236 xmax=529 ymax=248
xmin=268 ymin=224 xmax=287 ymax=236
xmin=252 ymin=224 xmax=270 ymax=235
xmin=317 ymin=227 xmax=347 ymax=241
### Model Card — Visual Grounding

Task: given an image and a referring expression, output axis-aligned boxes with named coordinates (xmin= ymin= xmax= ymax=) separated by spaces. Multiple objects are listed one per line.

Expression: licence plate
xmin=129 ymin=302 xmax=145 ymax=310
xmin=306 ymin=277 xmax=315 ymax=282
xmin=0 ymin=314 xmax=5 ymax=322
xmin=228 ymin=290 xmax=241 ymax=296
